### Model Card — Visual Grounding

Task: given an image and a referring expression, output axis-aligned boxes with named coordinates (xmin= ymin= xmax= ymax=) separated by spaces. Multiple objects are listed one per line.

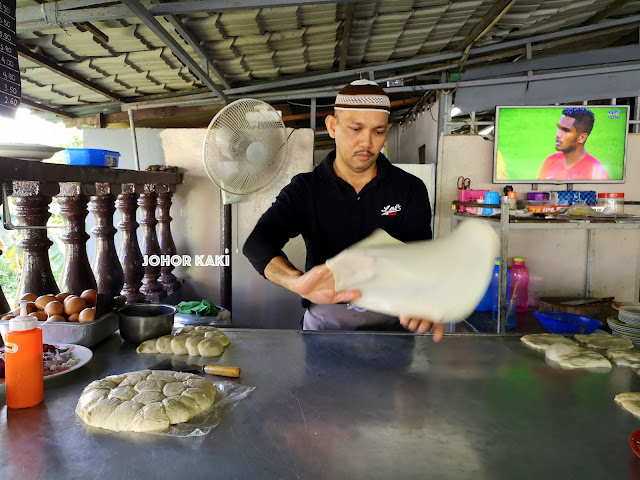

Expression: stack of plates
xmin=608 ymin=305 xmax=640 ymax=346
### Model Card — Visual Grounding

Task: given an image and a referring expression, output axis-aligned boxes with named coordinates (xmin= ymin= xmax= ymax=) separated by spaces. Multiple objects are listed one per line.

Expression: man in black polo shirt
xmin=243 ymin=80 xmax=442 ymax=340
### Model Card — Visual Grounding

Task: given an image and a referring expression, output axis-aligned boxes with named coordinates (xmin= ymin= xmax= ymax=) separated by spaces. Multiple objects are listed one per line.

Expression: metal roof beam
xmin=455 ymin=0 xmax=516 ymax=52
xmin=21 ymin=97 xmax=77 ymax=118
xmin=586 ymin=0 xmax=632 ymax=24
xmin=224 ymin=15 xmax=640 ymax=95
xmin=17 ymin=0 xmax=353 ymax=32
xmin=119 ymin=0 xmax=228 ymax=100
xmin=338 ymin=3 xmax=355 ymax=71
xmin=162 ymin=14 xmax=231 ymax=90
xmin=17 ymin=44 xmax=123 ymax=102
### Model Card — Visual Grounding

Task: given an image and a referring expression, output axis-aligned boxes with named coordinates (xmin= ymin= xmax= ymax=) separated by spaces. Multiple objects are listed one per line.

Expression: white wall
xmin=386 ymin=101 xmax=439 ymax=165
xmin=160 ymin=128 xmax=314 ymax=329
xmin=436 ymin=134 xmax=640 ymax=304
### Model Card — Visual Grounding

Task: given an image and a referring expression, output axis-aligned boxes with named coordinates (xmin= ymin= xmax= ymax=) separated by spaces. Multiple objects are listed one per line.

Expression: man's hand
xmin=294 ymin=263 xmax=361 ymax=305
xmin=399 ymin=315 xmax=444 ymax=342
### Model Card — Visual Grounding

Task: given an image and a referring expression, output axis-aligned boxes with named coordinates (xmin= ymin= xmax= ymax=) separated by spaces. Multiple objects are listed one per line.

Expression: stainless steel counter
xmin=1 ymin=330 xmax=640 ymax=479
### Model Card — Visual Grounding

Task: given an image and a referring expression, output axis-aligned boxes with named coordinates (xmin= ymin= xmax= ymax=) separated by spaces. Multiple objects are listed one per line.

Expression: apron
xmin=302 ymin=303 xmax=402 ymax=331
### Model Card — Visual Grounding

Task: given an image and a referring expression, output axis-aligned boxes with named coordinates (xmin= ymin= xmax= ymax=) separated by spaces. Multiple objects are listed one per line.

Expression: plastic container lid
xmin=598 ymin=193 xmax=624 ymax=198
xmin=507 ymin=191 xmax=517 ymax=199
xmin=513 ymin=257 xmax=525 ymax=264
xmin=9 ymin=300 xmax=38 ymax=331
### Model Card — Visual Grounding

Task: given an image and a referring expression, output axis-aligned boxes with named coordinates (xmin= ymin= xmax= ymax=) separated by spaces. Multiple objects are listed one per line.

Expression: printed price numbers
xmin=0 ymin=4 xmax=10 ymax=16
xmin=1 ymin=31 xmax=12 ymax=44
xmin=0 ymin=55 xmax=15 ymax=68
xmin=1 ymin=69 xmax=16 ymax=82
xmin=2 ymin=94 xmax=18 ymax=106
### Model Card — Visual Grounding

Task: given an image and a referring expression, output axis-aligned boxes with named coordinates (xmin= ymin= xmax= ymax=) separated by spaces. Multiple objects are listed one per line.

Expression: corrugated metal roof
xmin=10 ymin=0 xmax=640 ymax=114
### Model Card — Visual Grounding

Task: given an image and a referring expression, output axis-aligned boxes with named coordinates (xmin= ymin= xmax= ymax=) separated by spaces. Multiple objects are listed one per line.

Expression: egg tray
xmin=0 ymin=295 xmax=119 ymax=348
xmin=0 ymin=311 xmax=119 ymax=348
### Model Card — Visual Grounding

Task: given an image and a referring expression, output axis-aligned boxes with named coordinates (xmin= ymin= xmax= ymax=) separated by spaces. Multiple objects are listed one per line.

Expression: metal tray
xmin=0 ymin=311 xmax=119 ymax=348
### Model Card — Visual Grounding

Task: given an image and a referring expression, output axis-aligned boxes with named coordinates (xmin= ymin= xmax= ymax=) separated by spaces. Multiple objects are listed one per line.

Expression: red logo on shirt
xmin=381 ymin=204 xmax=401 ymax=216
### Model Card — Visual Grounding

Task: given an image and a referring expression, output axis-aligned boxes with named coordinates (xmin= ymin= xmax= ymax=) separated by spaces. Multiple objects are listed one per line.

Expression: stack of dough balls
xmin=521 ymin=333 xmax=636 ymax=371
xmin=137 ymin=326 xmax=229 ymax=357
xmin=76 ymin=369 xmax=216 ymax=432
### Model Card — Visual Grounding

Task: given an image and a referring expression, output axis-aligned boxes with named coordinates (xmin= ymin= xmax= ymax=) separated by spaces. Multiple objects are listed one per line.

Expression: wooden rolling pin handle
xmin=203 ymin=365 xmax=241 ymax=378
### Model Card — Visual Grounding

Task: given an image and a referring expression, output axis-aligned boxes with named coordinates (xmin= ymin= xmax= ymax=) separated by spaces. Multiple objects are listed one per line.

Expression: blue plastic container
xmin=476 ymin=259 xmax=510 ymax=320
xmin=534 ymin=311 xmax=602 ymax=334
xmin=62 ymin=148 xmax=120 ymax=167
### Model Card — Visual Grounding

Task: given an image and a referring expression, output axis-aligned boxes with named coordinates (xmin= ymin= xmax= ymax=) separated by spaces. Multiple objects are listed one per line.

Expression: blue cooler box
xmin=63 ymin=149 xmax=120 ymax=167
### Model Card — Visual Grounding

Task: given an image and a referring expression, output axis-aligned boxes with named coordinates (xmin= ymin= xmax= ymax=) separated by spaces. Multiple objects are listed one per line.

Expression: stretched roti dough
xmin=521 ymin=334 xmax=577 ymax=352
xmin=326 ymin=219 xmax=499 ymax=323
xmin=615 ymin=392 xmax=640 ymax=419
xmin=606 ymin=349 xmax=640 ymax=368
xmin=76 ymin=369 xmax=216 ymax=433
xmin=545 ymin=344 xmax=611 ymax=370
xmin=574 ymin=334 xmax=634 ymax=350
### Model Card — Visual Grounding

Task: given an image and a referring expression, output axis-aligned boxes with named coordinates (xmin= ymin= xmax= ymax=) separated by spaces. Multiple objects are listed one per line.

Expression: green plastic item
xmin=176 ymin=300 xmax=221 ymax=316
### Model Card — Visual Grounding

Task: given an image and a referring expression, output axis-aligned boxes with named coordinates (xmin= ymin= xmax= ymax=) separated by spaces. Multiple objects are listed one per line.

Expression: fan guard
xmin=203 ymin=99 xmax=288 ymax=196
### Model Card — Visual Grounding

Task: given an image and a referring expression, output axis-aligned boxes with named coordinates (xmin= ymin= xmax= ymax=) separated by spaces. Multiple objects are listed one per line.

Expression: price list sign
xmin=0 ymin=0 xmax=20 ymax=118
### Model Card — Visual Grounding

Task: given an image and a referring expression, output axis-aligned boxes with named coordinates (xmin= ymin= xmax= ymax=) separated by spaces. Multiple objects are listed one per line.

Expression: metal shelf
xmin=452 ymin=203 xmax=640 ymax=334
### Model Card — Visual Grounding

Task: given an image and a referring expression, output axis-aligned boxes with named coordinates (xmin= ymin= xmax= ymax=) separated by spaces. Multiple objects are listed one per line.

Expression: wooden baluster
xmin=157 ymin=184 xmax=181 ymax=296
xmin=138 ymin=184 xmax=166 ymax=303
xmin=57 ymin=182 xmax=97 ymax=295
xmin=0 ymin=246 xmax=10 ymax=313
xmin=12 ymin=181 xmax=59 ymax=298
xmin=116 ymin=184 xmax=145 ymax=304
xmin=89 ymin=183 xmax=124 ymax=298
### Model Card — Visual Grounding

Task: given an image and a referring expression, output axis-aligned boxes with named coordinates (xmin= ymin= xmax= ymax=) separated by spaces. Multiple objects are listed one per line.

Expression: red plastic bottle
xmin=4 ymin=300 xmax=44 ymax=409
xmin=509 ymin=257 xmax=530 ymax=313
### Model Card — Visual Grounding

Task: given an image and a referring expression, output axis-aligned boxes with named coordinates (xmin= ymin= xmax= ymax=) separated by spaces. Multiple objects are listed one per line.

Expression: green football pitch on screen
xmin=495 ymin=106 xmax=627 ymax=181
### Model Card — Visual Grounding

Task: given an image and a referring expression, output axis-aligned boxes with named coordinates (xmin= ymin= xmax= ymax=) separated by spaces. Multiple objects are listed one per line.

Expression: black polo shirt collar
xmin=318 ymin=150 xmax=392 ymax=191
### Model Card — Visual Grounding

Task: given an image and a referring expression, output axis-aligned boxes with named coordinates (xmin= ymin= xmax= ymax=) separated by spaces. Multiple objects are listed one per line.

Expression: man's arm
xmin=265 ymin=256 xmax=361 ymax=305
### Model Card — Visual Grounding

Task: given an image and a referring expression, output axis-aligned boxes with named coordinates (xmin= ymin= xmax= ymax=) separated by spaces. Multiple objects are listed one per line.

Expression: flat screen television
xmin=493 ymin=105 xmax=629 ymax=184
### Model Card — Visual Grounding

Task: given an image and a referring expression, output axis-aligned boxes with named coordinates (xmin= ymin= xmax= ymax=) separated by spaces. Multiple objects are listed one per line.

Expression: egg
xmin=45 ymin=301 xmax=65 ymax=317
xmin=20 ymin=293 xmax=37 ymax=302
xmin=64 ymin=297 xmax=86 ymax=316
xmin=64 ymin=295 xmax=79 ymax=304
xmin=35 ymin=295 xmax=57 ymax=308
xmin=79 ymin=308 xmax=96 ymax=323
xmin=80 ymin=289 xmax=97 ymax=308
xmin=1 ymin=315 xmax=14 ymax=320
xmin=55 ymin=292 xmax=72 ymax=303
xmin=67 ymin=313 xmax=80 ymax=322
xmin=48 ymin=315 xmax=66 ymax=322
xmin=29 ymin=311 xmax=48 ymax=322
xmin=11 ymin=303 xmax=37 ymax=315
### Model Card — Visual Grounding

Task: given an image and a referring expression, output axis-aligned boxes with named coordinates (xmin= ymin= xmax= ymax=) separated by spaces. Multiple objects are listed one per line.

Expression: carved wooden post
xmin=138 ymin=184 xmax=166 ymax=303
xmin=89 ymin=183 xmax=124 ymax=298
xmin=0 ymin=246 xmax=10 ymax=313
xmin=12 ymin=181 xmax=59 ymax=298
xmin=57 ymin=182 xmax=97 ymax=295
xmin=116 ymin=184 xmax=145 ymax=304
xmin=157 ymin=184 xmax=181 ymax=295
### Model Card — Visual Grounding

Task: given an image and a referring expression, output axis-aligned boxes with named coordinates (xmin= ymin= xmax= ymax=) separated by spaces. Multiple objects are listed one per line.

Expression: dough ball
xmin=163 ymin=382 xmax=187 ymax=397
xmin=186 ymin=336 xmax=202 ymax=357
xmin=203 ymin=331 xmax=230 ymax=346
xmin=163 ymin=397 xmax=195 ymax=424
xmin=606 ymin=349 xmax=640 ymax=368
xmin=521 ymin=334 xmax=577 ymax=352
xmin=574 ymin=334 xmax=634 ymax=350
xmin=134 ymin=379 xmax=167 ymax=393
xmin=132 ymin=391 xmax=166 ymax=405
xmin=615 ymin=392 xmax=640 ymax=419
xmin=170 ymin=334 xmax=190 ymax=355
xmin=198 ymin=338 xmax=223 ymax=357
xmin=108 ymin=386 xmax=136 ymax=401
xmin=137 ymin=339 xmax=160 ymax=354
xmin=156 ymin=335 xmax=175 ymax=354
